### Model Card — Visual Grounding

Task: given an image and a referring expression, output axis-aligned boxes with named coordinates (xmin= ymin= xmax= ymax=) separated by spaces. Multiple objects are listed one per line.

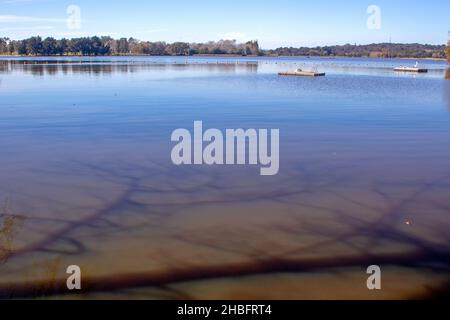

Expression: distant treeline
xmin=0 ymin=36 xmax=261 ymax=56
xmin=267 ymin=43 xmax=447 ymax=59
xmin=447 ymin=42 xmax=450 ymax=61
xmin=0 ymin=36 xmax=447 ymax=59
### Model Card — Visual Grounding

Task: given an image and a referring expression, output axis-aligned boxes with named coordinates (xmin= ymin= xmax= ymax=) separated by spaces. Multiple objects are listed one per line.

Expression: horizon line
xmin=1 ymin=35 xmax=448 ymax=50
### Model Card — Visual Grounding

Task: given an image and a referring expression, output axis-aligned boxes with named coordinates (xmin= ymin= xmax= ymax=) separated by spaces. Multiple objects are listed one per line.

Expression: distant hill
xmin=265 ymin=43 xmax=447 ymax=59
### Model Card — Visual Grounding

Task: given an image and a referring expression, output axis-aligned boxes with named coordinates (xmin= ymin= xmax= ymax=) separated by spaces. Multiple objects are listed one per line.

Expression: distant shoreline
xmin=1 ymin=37 xmax=447 ymax=60
xmin=271 ymin=55 xmax=447 ymax=62
xmin=0 ymin=54 xmax=447 ymax=62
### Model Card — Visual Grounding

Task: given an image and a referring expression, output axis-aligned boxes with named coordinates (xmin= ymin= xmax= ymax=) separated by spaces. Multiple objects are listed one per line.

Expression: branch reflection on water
xmin=0 ymin=57 xmax=449 ymax=299
xmin=0 ymin=155 xmax=449 ymax=299
xmin=0 ymin=198 xmax=25 ymax=264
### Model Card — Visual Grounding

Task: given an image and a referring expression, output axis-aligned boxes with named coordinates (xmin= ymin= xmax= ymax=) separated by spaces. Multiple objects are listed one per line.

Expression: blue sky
xmin=0 ymin=0 xmax=448 ymax=48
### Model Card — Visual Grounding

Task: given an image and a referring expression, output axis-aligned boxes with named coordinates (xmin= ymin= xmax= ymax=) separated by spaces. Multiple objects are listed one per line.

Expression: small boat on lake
xmin=394 ymin=61 xmax=428 ymax=73
xmin=279 ymin=68 xmax=325 ymax=77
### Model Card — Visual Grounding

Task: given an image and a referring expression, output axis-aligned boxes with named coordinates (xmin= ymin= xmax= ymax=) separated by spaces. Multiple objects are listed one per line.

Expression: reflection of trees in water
xmin=0 ymin=158 xmax=449 ymax=299
xmin=0 ymin=60 xmax=258 ymax=77
xmin=446 ymin=68 xmax=450 ymax=110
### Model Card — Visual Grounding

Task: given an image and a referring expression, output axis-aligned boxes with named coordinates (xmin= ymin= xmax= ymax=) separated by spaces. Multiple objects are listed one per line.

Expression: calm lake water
xmin=0 ymin=56 xmax=449 ymax=299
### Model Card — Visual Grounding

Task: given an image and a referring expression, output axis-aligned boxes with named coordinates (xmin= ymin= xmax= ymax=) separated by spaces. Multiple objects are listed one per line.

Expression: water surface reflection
xmin=0 ymin=57 xmax=449 ymax=299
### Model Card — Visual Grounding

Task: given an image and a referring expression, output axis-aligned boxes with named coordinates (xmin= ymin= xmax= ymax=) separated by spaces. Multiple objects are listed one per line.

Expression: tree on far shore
xmin=0 ymin=36 xmax=446 ymax=58
xmin=446 ymin=42 xmax=450 ymax=62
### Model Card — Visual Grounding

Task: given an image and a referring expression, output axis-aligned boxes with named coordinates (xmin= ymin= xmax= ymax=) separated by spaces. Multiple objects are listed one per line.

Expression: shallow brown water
xmin=0 ymin=56 xmax=449 ymax=299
